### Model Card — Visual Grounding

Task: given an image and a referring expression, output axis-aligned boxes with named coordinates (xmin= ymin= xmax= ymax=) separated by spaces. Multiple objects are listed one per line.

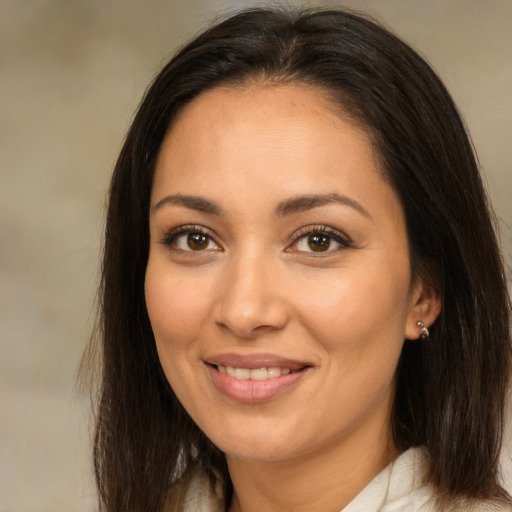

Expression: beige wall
xmin=1 ymin=1 xmax=510 ymax=510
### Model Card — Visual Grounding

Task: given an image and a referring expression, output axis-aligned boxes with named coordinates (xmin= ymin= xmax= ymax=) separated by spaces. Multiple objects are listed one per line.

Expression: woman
xmin=89 ymin=6 xmax=512 ymax=512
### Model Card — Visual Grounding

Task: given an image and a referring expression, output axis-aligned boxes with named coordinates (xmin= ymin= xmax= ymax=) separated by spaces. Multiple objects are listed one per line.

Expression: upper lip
xmin=205 ymin=353 xmax=310 ymax=370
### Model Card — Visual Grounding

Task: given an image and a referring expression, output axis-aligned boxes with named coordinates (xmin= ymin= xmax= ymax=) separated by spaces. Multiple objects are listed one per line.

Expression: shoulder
xmin=345 ymin=447 xmax=512 ymax=512
xmin=343 ymin=447 xmax=432 ymax=511
xmin=171 ymin=467 xmax=224 ymax=512
xmin=161 ymin=463 xmax=225 ymax=512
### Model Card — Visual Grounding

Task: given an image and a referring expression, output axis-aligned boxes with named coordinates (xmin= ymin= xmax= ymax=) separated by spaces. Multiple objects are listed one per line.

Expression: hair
xmin=86 ymin=6 xmax=512 ymax=511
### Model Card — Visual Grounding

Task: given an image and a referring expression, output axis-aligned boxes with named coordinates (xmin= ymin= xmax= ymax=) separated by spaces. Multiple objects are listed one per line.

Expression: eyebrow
xmin=152 ymin=192 xmax=371 ymax=219
xmin=153 ymin=194 xmax=223 ymax=215
xmin=276 ymin=193 xmax=371 ymax=219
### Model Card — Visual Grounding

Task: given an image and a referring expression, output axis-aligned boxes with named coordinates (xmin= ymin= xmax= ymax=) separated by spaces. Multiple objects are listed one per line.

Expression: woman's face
xmin=145 ymin=84 xmax=435 ymax=464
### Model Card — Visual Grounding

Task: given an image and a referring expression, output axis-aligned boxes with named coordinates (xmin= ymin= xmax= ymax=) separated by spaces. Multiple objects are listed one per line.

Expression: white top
xmin=180 ymin=395 xmax=512 ymax=511
xmin=182 ymin=444 xmax=512 ymax=511
xmin=343 ymin=447 xmax=509 ymax=511
xmin=343 ymin=447 xmax=433 ymax=511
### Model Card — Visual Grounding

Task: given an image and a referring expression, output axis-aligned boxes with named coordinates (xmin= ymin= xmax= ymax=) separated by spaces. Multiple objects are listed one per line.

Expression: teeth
xmin=250 ymin=367 xmax=268 ymax=380
xmin=234 ymin=368 xmax=251 ymax=380
xmin=218 ymin=365 xmax=294 ymax=380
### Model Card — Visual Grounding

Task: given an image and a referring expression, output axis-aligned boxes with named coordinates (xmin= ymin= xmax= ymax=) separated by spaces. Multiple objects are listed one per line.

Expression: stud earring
xmin=417 ymin=321 xmax=429 ymax=339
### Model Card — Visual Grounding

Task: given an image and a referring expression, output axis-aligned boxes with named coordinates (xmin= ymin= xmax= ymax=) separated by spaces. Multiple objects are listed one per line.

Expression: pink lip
xmin=206 ymin=353 xmax=309 ymax=370
xmin=205 ymin=353 xmax=311 ymax=404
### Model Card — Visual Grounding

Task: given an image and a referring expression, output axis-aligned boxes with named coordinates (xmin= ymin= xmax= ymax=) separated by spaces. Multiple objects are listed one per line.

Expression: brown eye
xmin=289 ymin=226 xmax=351 ymax=255
xmin=163 ymin=227 xmax=220 ymax=252
xmin=161 ymin=225 xmax=221 ymax=253
xmin=307 ymin=234 xmax=331 ymax=252
xmin=187 ymin=232 xmax=209 ymax=250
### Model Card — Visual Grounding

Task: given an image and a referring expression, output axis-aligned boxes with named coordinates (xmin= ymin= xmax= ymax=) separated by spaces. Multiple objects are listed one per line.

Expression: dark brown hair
xmin=87 ymin=6 xmax=512 ymax=511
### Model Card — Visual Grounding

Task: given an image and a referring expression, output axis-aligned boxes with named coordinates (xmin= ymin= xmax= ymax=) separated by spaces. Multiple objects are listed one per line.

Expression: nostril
xmin=211 ymin=264 xmax=290 ymax=338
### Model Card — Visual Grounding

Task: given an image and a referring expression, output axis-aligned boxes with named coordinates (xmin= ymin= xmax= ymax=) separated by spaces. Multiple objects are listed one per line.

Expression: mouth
xmin=214 ymin=364 xmax=295 ymax=380
xmin=205 ymin=354 xmax=311 ymax=403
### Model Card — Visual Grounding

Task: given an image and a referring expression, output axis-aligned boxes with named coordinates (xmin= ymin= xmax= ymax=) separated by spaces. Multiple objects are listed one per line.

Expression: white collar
xmin=343 ymin=447 xmax=434 ymax=511
xmin=182 ymin=444 xmax=512 ymax=512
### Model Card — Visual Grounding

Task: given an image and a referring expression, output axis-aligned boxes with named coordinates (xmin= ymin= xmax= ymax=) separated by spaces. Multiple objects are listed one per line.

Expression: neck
xmin=226 ymin=420 xmax=398 ymax=512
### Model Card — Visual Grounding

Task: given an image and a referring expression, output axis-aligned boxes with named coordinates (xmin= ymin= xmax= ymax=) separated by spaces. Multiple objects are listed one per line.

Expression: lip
xmin=205 ymin=353 xmax=309 ymax=371
xmin=205 ymin=353 xmax=312 ymax=404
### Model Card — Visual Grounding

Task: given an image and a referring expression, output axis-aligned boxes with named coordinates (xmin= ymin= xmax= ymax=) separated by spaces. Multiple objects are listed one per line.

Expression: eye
xmin=298 ymin=233 xmax=333 ymax=252
xmin=288 ymin=226 xmax=352 ymax=254
xmin=295 ymin=233 xmax=340 ymax=253
xmin=176 ymin=232 xmax=215 ymax=251
xmin=160 ymin=225 xmax=221 ymax=252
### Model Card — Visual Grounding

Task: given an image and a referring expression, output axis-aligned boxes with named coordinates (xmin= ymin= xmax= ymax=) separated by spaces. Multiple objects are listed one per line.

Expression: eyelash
xmin=159 ymin=224 xmax=219 ymax=250
xmin=287 ymin=225 xmax=353 ymax=253
xmin=159 ymin=224 xmax=353 ymax=254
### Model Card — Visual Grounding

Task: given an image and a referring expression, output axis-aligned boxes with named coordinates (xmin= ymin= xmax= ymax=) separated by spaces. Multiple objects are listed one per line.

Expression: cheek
xmin=144 ymin=263 xmax=212 ymax=346
xmin=301 ymin=277 xmax=408 ymax=334
xmin=144 ymin=264 xmax=212 ymax=406
xmin=293 ymin=262 xmax=411 ymax=366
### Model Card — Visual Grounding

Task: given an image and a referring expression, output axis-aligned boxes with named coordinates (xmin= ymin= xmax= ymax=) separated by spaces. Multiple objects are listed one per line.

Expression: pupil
xmin=308 ymin=234 xmax=330 ymax=252
xmin=187 ymin=233 xmax=208 ymax=250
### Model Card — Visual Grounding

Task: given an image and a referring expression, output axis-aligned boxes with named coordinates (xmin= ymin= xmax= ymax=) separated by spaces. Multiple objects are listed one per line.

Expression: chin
xmin=220 ymin=438 xmax=299 ymax=463
xmin=192 ymin=412 xmax=287 ymax=457
xmin=201 ymin=414 xmax=317 ymax=463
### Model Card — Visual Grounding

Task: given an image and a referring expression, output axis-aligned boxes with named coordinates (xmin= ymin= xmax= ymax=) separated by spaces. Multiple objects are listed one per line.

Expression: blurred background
xmin=1 ymin=1 xmax=510 ymax=510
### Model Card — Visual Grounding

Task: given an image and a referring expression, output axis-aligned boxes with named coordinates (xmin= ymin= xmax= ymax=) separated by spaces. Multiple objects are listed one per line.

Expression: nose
xmin=212 ymin=253 xmax=290 ymax=340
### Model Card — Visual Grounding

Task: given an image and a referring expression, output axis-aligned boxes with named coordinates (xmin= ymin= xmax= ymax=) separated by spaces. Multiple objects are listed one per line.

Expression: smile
xmin=217 ymin=365 xmax=292 ymax=380
xmin=205 ymin=355 xmax=311 ymax=403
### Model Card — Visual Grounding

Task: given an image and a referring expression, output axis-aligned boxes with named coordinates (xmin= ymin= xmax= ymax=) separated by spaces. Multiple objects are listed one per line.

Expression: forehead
xmin=172 ymin=82 xmax=347 ymax=130
xmin=152 ymin=84 xmax=401 ymax=222
xmin=156 ymin=85 xmax=375 ymax=176
xmin=167 ymin=82 xmax=371 ymax=151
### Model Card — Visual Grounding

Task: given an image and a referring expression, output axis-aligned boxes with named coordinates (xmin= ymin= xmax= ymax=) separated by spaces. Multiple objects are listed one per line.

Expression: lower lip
xmin=207 ymin=365 xmax=308 ymax=404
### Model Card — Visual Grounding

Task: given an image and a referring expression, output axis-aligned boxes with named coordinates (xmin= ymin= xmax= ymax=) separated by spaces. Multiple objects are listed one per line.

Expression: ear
xmin=405 ymin=276 xmax=442 ymax=340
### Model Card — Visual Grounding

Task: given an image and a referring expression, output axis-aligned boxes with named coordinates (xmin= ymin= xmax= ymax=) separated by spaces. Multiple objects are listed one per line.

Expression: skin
xmin=145 ymin=84 xmax=441 ymax=512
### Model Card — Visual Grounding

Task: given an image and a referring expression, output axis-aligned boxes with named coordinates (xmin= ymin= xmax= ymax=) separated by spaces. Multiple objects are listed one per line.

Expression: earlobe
xmin=405 ymin=277 xmax=442 ymax=340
